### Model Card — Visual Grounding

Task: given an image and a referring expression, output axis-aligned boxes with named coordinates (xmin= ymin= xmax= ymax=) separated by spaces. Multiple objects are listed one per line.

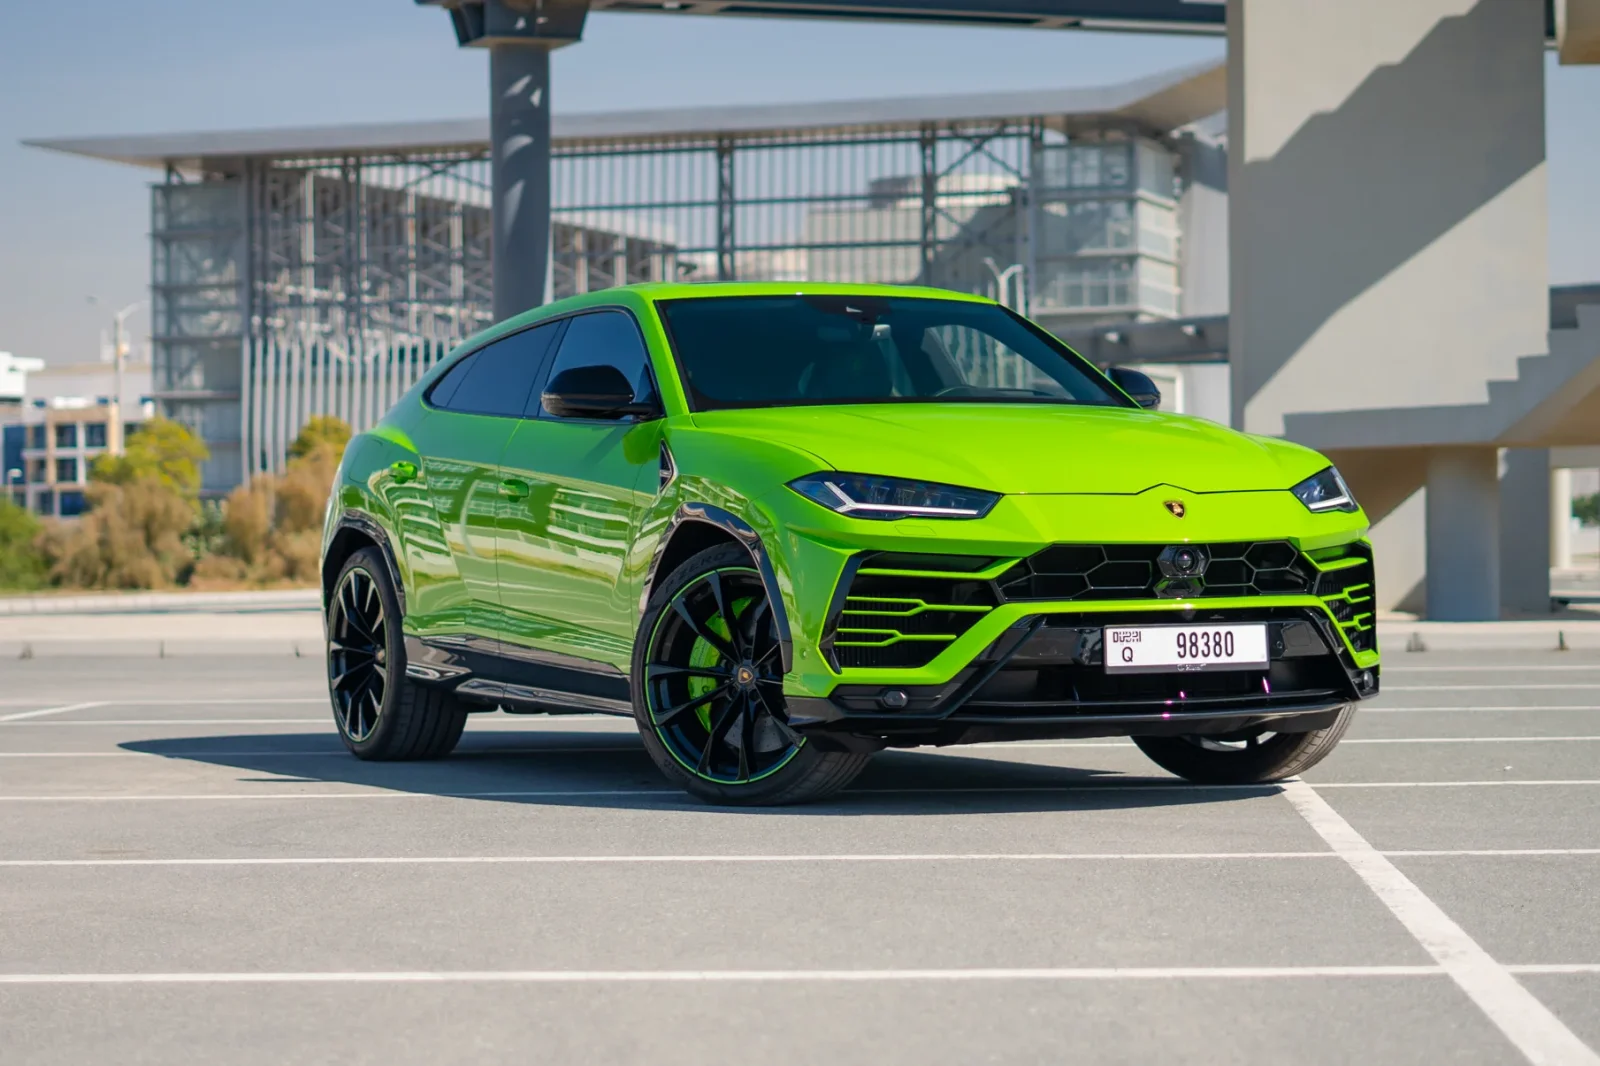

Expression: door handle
xmin=390 ymin=461 xmax=418 ymax=484
xmin=500 ymin=478 xmax=530 ymax=501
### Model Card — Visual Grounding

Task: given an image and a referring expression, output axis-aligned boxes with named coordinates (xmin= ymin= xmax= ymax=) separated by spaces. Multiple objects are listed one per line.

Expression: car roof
xmin=627 ymin=281 xmax=995 ymax=303
xmin=457 ymin=282 xmax=999 ymax=358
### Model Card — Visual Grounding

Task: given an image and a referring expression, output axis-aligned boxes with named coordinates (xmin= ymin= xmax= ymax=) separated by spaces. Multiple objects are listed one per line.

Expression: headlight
xmin=787 ymin=472 xmax=999 ymax=520
xmin=1291 ymin=467 xmax=1358 ymax=513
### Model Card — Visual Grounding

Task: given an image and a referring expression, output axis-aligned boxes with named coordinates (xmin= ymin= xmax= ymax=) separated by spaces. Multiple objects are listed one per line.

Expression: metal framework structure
xmin=33 ymin=64 xmax=1223 ymax=494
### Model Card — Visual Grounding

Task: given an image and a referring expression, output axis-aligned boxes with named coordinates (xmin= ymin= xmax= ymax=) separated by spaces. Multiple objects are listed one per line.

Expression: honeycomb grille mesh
xmin=997 ymin=542 xmax=1314 ymax=602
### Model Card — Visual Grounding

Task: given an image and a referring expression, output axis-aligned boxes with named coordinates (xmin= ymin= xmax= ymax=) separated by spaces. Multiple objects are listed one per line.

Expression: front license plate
xmin=1103 ymin=623 xmax=1269 ymax=674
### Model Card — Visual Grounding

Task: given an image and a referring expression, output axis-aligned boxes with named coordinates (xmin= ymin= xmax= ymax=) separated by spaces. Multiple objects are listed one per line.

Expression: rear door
xmin=404 ymin=322 xmax=562 ymax=646
xmin=495 ymin=309 xmax=665 ymax=672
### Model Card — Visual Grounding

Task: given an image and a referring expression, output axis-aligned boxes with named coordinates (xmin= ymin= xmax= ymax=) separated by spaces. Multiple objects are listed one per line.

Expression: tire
xmin=631 ymin=544 xmax=872 ymax=805
xmin=1132 ymin=704 xmax=1356 ymax=784
xmin=326 ymin=547 xmax=468 ymax=761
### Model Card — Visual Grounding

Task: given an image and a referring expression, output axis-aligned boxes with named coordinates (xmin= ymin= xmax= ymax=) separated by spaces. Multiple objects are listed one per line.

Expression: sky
xmin=2 ymin=0 xmax=1598 ymax=365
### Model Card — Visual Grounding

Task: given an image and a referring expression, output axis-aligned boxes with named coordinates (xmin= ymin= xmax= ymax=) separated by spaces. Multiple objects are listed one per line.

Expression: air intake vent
xmin=1312 ymin=550 xmax=1377 ymax=654
xmin=822 ymin=553 xmax=998 ymax=670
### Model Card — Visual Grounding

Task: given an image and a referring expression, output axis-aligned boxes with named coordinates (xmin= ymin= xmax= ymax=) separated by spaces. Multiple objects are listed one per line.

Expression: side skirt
xmin=403 ymin=636 xmax=633 ymax=717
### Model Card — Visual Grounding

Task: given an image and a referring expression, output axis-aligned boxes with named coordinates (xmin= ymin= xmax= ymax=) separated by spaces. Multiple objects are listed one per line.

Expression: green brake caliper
xmin=685 ymin=596 xmax=752 ymax=731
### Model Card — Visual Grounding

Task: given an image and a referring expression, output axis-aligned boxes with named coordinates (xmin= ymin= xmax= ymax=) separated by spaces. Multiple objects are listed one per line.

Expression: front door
xmin=496 ymin=309 xmax=665 ymax=673
xmin=408 ymin=321 xmax=562 ymax=646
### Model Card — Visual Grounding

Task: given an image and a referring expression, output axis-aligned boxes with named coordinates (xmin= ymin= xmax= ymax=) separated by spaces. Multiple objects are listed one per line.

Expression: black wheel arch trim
xmin=644 ymin=502 xmax=794 ymax=673
xmin=326 ymin=511 xmax=407 ymax=618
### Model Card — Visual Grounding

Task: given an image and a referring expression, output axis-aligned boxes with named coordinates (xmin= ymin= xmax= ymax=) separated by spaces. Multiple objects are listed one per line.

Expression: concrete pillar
xmin=1227 ymin=0 xmax=1548 ymax=614
xmin=1426 ymin=448 xmax=1500 ymax=620
xmin=489 ymin=43 xmax=552 ymax=322
xmin=1499 ymin=448 xmax=1552 ymax=615
xmin=1551 ymin=467 xmax=1574 ymax=570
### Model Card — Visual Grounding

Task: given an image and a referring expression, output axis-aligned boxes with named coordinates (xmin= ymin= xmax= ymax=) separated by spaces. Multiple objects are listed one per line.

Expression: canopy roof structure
xmin=586 ymin=0 xmax=1226 ymax=33
xmin=24 ymin=61 xmax=1223 ymax=172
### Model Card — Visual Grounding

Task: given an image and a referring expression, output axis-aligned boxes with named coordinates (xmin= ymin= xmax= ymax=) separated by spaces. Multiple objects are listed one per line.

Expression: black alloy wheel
xmin=329 ymin=565 xmax=388 ymax=742
xmin=644 ymin=566 xmax=804 ymax=785
xmin=325 ymin=547 xmax=468 ymax=761
xmin=631 ymin=544 xmax=873 ymax=805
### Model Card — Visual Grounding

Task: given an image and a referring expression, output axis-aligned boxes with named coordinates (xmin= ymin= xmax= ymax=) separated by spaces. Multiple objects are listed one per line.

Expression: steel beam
xmin=490 ymin=43 xmax=553 ymax=319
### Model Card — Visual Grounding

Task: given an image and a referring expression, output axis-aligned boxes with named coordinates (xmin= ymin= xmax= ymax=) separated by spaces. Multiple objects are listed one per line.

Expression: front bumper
xmin=787 ymin=605 xmax=1378 ymax=746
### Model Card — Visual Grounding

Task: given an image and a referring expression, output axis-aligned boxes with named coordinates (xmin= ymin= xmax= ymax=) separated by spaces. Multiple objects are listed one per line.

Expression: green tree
xmin=0 ymin=498 xmax=46 ymax=590
xmin=1575 ymin=493 xmax=1600 ymax=528
xmin=91 ymin=417 xmax=209 ymax=498
xmin=288 ymin=415 xmax=352 ymax=462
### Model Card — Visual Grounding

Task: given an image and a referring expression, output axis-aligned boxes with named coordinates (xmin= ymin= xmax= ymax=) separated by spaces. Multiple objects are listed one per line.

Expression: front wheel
xmin=1132 ymin=704 xmax=1356 ymax=784
xmin=631 ymin=544 xmax=872 ymax=805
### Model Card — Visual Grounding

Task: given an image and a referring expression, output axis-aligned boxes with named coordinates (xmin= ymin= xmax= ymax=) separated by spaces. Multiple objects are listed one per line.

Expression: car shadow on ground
xmin=119 ymin=727 xmax=1281 ymax=816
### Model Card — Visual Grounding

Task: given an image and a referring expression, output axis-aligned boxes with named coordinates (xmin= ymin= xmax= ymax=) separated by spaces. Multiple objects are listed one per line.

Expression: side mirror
xmin=1108 ymin=366 xmax=1161 ymax=410
xmin=541 ymin=365 xmax=654 ymax=420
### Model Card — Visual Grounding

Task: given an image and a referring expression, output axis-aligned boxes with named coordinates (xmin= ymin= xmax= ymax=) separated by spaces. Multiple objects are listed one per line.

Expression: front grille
xmin=823 ymin=554 xmax=998 ymax=670
xmin=997 ymin=541 xmax=1314 ymax=602
xmin=824 ymin=543 xmax=1376 ymax=671
xmin=1312 ymin=552 xmax=1377 ymax=653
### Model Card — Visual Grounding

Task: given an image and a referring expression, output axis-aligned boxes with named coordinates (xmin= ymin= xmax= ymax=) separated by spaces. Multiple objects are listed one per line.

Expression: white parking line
xmin=0 ymin=702 xmax=106 ymax=723
xmin=1364 ymin=707 xmax=1600 ymax=713
xmin=1 ymin=780 xmax=1595 ymax=802
xmin=1 ymin=848 xmax=1595 ymax=869
xmin=1311 ymin=780 xmax=1600 ymax=789
xmin=976 ymin=737 xmax=1600 ymax=748
xmin=0 ymin=719 xmax=334 ymax=726
xmin=0 ymin=851 xmax=1339 ymax=867
xmin=10 ymin=964 xmax=1591 ymax=985
xmin=0 ymin=965 xmax=1456 ymax=986
xmin=0 ymin=747 xmax=643 ymax=758
xmin=1384 ymin=666 xmax=1600 ymax=673
xmin=1385 ymin=685 xmax=1598 ymax=692
xmin=1282 ymin=780 xmax=1600 ymax=1066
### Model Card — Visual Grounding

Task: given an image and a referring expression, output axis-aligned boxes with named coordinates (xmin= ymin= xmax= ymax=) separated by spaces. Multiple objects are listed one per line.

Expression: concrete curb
xmin=0 ymin=589 xmax=321 ymax=616
xmin=4 ymin=640 xmax=320 ymax=659
xmin=1376 ymin=620 xmax=1600 ymax=652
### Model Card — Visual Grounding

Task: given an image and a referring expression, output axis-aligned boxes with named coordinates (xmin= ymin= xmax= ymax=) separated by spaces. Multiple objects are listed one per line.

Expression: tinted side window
xmin=427 ymin=352 xmax=478 ymax=409
xmin=436 ymin=321 xmax=563 ymax=417
xmin=535 ymin=310 xmax=656 ymax=417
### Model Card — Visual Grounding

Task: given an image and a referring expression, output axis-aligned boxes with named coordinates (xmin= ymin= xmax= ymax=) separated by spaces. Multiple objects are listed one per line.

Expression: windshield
xmin=656 ymin=294 xmax=1130 ymax=412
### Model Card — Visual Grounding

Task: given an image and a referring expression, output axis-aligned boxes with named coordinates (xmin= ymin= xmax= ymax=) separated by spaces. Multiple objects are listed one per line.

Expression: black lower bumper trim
xmin=789 ymin=607 xmax=1374 ymax=742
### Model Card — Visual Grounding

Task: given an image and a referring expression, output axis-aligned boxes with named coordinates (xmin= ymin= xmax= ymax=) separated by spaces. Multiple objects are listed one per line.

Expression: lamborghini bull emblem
xmin=1164 ymin=500 xmax=1187 ymax=519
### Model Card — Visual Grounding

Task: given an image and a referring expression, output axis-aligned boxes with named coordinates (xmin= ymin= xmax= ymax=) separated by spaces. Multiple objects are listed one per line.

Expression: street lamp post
xmin=982 ymin=257 xmax=1027 ymax=312
xmin=88 ymin=297 xmax=146 ymax=456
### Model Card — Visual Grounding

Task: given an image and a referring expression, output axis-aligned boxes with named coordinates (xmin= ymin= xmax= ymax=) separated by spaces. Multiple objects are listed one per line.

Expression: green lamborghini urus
xmin=320 ymin=283 xmax=1379 ymax=805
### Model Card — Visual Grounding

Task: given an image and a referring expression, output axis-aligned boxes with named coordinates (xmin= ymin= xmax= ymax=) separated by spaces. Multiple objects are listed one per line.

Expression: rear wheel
xmin=327 ymin=547 xmax=467 ymax=761
xmin=1132 ymin=704 xmax=1356 ymax=784
xmin=632 ymin=544 xmax=872 ymax=805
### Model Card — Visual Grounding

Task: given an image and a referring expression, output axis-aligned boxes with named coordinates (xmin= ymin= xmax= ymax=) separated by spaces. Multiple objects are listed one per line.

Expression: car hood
xmin=690 ymin=404 xmax=1325 ymax=495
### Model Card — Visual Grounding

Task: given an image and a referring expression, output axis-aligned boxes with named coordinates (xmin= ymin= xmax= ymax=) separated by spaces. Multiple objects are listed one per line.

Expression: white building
xmin=15 ymin=359 xmax=154 ymax=518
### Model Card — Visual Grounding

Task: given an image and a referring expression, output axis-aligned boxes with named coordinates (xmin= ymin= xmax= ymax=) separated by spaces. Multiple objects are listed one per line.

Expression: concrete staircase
xmin=1283 ymin=302 xmax=1600 ymax=453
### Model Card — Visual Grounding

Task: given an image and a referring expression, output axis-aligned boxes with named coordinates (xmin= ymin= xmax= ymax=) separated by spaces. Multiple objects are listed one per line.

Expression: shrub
xmin=0 ymin=499 xmax=47 ymax=590
xmin=44 ymin=479 xmax=196 ymax=589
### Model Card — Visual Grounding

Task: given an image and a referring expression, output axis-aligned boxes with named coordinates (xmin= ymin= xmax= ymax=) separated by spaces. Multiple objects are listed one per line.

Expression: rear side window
xmin=430 ymin=321 xmax=563 ymax=417
xmin=534 ymin=310 xmax=656 ymax=417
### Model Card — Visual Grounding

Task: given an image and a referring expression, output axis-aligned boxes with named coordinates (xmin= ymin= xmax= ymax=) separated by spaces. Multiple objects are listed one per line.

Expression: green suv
xmin=320 ymin=283 xmax=1379 ymax=804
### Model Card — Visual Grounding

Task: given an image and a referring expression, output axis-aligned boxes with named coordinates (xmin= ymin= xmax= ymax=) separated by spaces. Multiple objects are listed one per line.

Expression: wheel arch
xmin=322 ymin=513 xmax=407 ymax=617
xmin=644 ymin=503 xmax=794 ymax=673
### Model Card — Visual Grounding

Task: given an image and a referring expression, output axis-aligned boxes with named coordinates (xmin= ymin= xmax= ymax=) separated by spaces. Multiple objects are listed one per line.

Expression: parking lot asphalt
xmin=1 ymin=650 xmax=1597 ymax=1065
